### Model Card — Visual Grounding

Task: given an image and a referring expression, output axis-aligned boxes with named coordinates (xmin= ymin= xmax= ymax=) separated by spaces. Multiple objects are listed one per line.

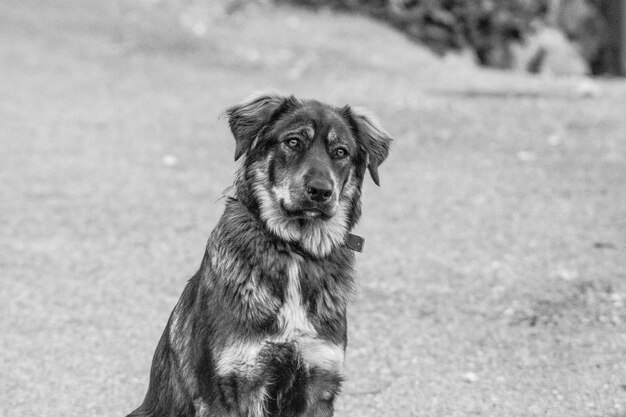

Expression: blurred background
xmin=1 ymin=0 xmax=625 ymax=416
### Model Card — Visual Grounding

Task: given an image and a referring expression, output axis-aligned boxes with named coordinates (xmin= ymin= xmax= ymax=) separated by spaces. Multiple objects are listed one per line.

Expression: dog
xmin=127 ymin=94 xmax=392 ymax=417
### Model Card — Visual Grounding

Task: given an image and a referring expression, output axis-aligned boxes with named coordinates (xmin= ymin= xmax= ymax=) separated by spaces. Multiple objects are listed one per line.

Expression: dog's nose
xmin=306 ymin=179 xmax=333 ymax=203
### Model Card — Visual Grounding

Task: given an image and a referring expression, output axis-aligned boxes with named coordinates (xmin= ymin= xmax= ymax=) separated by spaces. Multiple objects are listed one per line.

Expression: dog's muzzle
xmin=280 ymin=199 xmax=335 ymax=220
xmin=279 ymin=169 xmax=338 ymax=220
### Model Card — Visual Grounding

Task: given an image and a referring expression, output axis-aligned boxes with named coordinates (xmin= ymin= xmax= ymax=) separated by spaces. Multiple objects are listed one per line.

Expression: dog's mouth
xmin=280 ymin=200 xmax=333 ymax=221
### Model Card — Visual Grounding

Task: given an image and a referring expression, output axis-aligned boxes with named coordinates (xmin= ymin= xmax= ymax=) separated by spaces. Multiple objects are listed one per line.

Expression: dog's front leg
xmin=216 ymin=373 xmax=269 ymax=417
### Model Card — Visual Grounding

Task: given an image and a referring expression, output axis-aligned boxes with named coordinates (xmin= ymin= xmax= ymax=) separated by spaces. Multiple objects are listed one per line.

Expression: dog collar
xmin=345 ymin=233 xmax=364 ymax=252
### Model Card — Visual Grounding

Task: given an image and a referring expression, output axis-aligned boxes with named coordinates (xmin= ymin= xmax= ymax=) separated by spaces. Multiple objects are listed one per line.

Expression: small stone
xmin=555 ymin=265 xmax=578 ymax=281
xmin=548 ymin=134 xmax=561 ymax=146
xmin=462 ymin=372 xmax=479 ymax=383
xmin=576 ymin=80 xmax=601 ymax=98
xmin=593 ymin=241 xmax=616 ymax=249
xmin=162 ymin=155 xmax=178 ymax=167
xmin=517 ymin=150 xmax=537 ymax=162
xmin=503 ymin=307 xmax=516 ymax=317
xmin=192 ymin=22 xmax=207 ymax=37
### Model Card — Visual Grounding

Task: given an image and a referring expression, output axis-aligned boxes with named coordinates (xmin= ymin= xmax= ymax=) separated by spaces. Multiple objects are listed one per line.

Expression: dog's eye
xmin=334 ymin=148 xmax=349 ymax=159
xmin=285 ymin=138 xmax=301 ymax=149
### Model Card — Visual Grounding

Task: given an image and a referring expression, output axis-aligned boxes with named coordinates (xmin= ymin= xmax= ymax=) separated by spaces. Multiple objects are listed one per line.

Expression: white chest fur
xmin=276 ymin=261 xmax=316 ymax=338
xmin=215 ymin=260 xmax=344 ymax=377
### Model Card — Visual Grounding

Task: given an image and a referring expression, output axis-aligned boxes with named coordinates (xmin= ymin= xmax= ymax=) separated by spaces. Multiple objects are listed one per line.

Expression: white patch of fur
xmin=298 ymin=198 xmax=349 ymax=257
xmin=170 ymin=308 xmax=183 ymax=345
xmin=276 ymin=260 xmax=344 ymax=372
xmin=214 ymin=340 xmax=268 ymax=417
xmin=209 ymin=242 xmax=240 ymax=278
xmin=298 ymin=338 xmax=345 ymax=373
xmin=193 ymin=399 xmax=209 ymax=416
xmin=273 ymin=181 xmax=294 ymax=208
xmin=216 ymin=337 xmax=343 ymax=376
xmin=249 ymin=162 xmax=358 ymax=258
xmin=213 ymin=340 xmax=270 ymax=417
xmin=276 ymin=260 xmax=316 ymax=338
xmin=252 ymin=164 xmax=301 ymax=243
xmin=216 ymin=340 xmax=265 ymax=377
xmin=247 ymin=390 xmax=268 ymax=417
xmin=327 ymin=129 xmax=338 ymax=146
xmin=249 ymin=134 xmax=261 ymax=153
xmin=169 ymin=305 xmax=203 ymax=399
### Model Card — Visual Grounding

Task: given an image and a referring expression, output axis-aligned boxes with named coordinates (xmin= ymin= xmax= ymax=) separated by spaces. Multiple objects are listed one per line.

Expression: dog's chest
xmin=276 ymin=260 xmax=315 ymax=338
xmin=272 ymin=260 xmax=345 ymax=371
xmin=215 ymin=260 xmax=344 ymax=377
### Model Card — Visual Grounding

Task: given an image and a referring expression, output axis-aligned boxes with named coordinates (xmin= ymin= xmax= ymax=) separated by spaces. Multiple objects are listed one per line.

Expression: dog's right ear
xmin=226 ymin=94 xmax=288 ymax=161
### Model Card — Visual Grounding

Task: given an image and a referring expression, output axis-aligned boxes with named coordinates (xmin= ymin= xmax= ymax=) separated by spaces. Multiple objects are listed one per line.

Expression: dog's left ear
xmin=226 ymin=94 xmax=293 ymax=161
xmin=345 ymin=107 xmax=393 ymax=186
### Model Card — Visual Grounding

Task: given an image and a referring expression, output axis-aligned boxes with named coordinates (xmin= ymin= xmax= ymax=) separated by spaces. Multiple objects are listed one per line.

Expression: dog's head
xmin=226 ymin=94 xmax=392 ymax=257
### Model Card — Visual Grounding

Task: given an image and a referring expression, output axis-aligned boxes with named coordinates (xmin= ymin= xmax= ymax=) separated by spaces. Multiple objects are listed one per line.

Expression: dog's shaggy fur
xmin=126 ymin=94 xmax=392 ymax=417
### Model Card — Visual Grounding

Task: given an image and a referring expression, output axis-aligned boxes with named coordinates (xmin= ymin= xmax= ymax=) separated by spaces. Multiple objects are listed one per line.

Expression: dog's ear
xmin=344 ymin=107 xmax=393 ymax=186
xmin=226 ymin=94 xmax=294 ymax=161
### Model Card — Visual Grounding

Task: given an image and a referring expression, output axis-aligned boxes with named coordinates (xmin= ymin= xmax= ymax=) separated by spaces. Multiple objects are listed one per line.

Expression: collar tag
xmin=346 ymin=233 xmax=364 ymax=252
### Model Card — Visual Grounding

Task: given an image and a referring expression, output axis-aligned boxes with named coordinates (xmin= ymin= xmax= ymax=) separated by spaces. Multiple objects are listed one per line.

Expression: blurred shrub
xmin=277 ymin=0 xmax=551 ymax=68
xmin=117 ymin=0 xmax=616 ymax=75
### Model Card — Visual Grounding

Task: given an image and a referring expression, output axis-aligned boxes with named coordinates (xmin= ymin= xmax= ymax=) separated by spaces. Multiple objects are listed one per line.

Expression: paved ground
xmin=1 ymin=1 xmax=625 ymax=416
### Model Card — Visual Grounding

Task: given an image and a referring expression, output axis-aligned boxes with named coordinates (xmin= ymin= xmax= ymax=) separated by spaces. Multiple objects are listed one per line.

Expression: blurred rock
xmin=611 ymin=293 xmax=623 ymax=308
xmin=575 ymin=79 xmax=601 ymax=98
xmin=555 ymin=264 xmax=579 ymax=281
xmin=511 ymin=25 xmax=589 ymax=76
xmin=462 ymin=372 xmax=479 ymax=383
xmin=516 ymin=150 xmax=537 ymax=162
xmin=548 ymin=133 xmax=563 ymax=146
xmin=547 ymin=133 xmax=561 ymax=146
xmin=162 ymin=155 xmax=178 ymax=167
xmin=503 ymin=307 xmax=516 ymax=317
